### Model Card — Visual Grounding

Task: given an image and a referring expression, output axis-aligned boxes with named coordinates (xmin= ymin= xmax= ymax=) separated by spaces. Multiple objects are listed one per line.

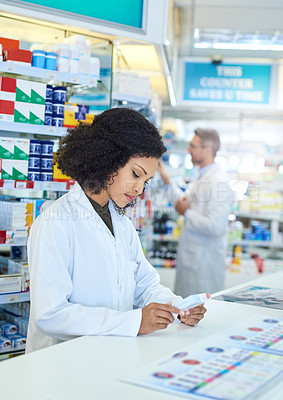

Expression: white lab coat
xmin=166 ymin=164 xmax=233 ymax=296
xmin=26 ymin=183 xmax=181 ymax=353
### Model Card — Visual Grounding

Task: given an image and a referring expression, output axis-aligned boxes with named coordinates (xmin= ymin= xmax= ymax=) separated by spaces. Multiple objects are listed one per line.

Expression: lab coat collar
xmin=69 ymin=182 xmax=125 ymax=235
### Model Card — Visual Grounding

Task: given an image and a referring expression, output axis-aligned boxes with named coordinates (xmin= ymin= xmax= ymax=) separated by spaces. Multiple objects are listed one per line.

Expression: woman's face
xmin=108 ymin=156 xmax=158 ymax=208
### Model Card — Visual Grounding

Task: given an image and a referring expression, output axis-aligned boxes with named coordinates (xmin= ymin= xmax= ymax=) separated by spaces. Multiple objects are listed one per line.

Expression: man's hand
xmin=138 ymin=303 xmax=185 ymax=335
xmin=157 ymin=160 xmax=170 ymax=186
xmin=179 ymin=303 xmax=207 ymax=326
xmin=175 ymin=196 xmax=190 ymax=215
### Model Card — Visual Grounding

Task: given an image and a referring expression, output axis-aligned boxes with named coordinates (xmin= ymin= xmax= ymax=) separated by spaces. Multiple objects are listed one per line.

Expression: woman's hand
xmin=138 ymin=303 xmax=185 ymax=335
xmin=179 ymin=303 xmax=207 ymax=326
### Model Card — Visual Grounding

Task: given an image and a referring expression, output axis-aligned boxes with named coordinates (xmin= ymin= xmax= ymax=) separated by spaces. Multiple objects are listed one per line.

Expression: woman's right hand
xmin=138 ymin=302 xmax=184 ymax=335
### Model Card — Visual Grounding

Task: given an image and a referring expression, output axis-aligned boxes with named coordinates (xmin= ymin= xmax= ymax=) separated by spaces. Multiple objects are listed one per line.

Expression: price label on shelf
xmin=71 ymin=75 xmax=80 ymax=83
xmin=42 ymin=182 xmax=53 ymax=190
xmin=6 ymin=238 xmax=17 ymax=244
xmin=46 ymin=72 xmax=57 ymax=80
xmin=47 ymin=127 xmax=56 ymax=134
xmin=6 ymin=62 xmax=16 ymax=72
xmin=7 ymin=294 xmax=18 ymax=303
xmin=15 ymin=180 xmax=27 ymax=189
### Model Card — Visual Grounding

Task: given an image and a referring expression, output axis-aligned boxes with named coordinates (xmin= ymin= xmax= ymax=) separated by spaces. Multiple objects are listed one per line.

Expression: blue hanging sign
xmin=15 ymin=0 xmax=144 ymax=29
xmin=183 ymin=62 xmax=271 ymax=104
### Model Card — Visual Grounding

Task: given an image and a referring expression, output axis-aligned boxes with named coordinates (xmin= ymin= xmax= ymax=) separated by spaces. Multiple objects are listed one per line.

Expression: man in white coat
xmin=158 ymin=128 xmax=233 ymax=297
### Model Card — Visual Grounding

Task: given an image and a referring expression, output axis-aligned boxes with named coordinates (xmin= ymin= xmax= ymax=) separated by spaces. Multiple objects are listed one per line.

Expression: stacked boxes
xmin=0 ymin=137 xmax=29 ymax=180
xmin=0 ymin=36 xmax=32 ymax=66
xmin=0 ymin=77 xmax=16 ymax=122
xmin=14 ymin=79 xmax=46 ymax=125
xmin=63 ymin=103 xmax=94 ymax=128
xmin=0 ymin=201 xmax=33 ymax=230
xmin=0 ymin=302 xmax=29 ymax=352
xmin=28 ymin=139 xmax=54 ymax=181
xmin=44 ymin=85 xmax=66 ymax=127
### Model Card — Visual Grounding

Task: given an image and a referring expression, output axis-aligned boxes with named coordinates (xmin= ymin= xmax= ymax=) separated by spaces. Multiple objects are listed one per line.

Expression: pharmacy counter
xmin=1 ymin=272 xmax=283 ymax=400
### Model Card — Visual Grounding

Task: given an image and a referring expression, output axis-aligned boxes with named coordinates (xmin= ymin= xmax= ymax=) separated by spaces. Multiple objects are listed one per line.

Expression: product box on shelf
xmin=12 ymin=160 xmax=28 ymax=180
xmin=14 ymin=101 xmax=29 ymax=123
xmin=29 ymin=103 xmax=45 ymax=125
xmin=0 ymin=159 xmax=13 ymax=179
xmin=0 ymin=37 xmax=19 ymax=50
xmin=0 ymin=321 xmax=17 ymax=336
xmin=0 ymin=77 xmax=16 ymax=101
xmin=14 ymin=138 xmax=30 ymax=161
xmin=53 ymin=161 xmax=72 ymax=181
xmin=0 ymin=137 xmax=14 ymax=159
xmin=0 ymin=100 xmax=15 ymax=122
xmin=16 ymin=79 xmax=31 ymax=103
xmin=0 ymin=335 xmax=12 ymax=352
xmin=0 ymin=274 xmax=22 ymax=295
xmin=6 ymin=333 xmax=26 ymax=349
xmin=30 ymin=82 xmax=46 ymax=105
xmin=3 ymin=49 xmax=32 ymax=65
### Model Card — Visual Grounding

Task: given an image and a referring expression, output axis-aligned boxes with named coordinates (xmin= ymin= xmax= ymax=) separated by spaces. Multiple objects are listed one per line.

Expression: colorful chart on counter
xmin=213 ymin=286 xmax=283 ymax=310
xmin=121 ymin=315 xmax=283 ymax=400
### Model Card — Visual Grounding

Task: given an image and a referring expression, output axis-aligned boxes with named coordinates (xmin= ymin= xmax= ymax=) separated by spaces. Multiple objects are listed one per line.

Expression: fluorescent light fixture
xmin=166 ymin=74 xmax=177 ymax=107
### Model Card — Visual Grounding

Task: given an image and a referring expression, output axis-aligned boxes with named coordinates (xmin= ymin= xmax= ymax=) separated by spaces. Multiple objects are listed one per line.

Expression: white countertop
xmin=1 ymin=272 xmax=283 ymax=400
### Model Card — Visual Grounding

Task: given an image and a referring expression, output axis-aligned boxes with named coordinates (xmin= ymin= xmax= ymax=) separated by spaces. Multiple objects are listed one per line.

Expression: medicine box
xmin=1 ymin=159 xmax=13 ymax=180
xmin=3 ymin=49 xmax=32 ymax=64
xmin=0 ymin=37 xmax=19 ymax=51
xmin=29 ymin=104 xmax=45 ymax=125
xmin=0 ymin=335 xmax=12 ymax=352
xmin=30 ymin=82 xmax=46 ymax=105
xmin=12 ymin=160 xmax=28 ymax=180
xmin=0 ymin=77 xmax=16 ymax=101
xmin=6 ymin=333 xmax=26 ymax=349
xmin=0 ymin=137 xmax=14 ymax=159
xmin=14 ymin=138 xmax=30 ymax=160
xmin=16 ymin=79 xmax=31 ymax=103
xmin=14 ymin=102 xmax=30 ymax=123
xmin=0 ymin=99 xmax=15 ymax=122
xmin=0 ymin=321 xmax=18 ymax=336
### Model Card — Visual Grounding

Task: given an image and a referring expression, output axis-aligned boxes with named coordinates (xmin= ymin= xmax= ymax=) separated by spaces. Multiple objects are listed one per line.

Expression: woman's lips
xmin=125 ymin=194 xmax=135 ymax=202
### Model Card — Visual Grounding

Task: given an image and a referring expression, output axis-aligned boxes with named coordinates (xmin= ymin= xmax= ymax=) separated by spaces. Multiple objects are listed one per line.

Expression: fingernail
xmin=180 ymin=310 xmax=185 ymax=316
xmin=185 ymin=310 xmax=190 ymax=316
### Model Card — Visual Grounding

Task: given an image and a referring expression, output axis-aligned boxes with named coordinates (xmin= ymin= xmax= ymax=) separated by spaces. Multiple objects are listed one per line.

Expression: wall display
xmin=121 ymin=314 xmax=283 ymax=400
xmin=181 ymin=61 xmax=272 ymax=105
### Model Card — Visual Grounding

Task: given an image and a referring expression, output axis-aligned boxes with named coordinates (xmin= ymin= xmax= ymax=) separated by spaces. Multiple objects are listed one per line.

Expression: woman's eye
xmin=133 ymin=171 xmax=139 ymax=178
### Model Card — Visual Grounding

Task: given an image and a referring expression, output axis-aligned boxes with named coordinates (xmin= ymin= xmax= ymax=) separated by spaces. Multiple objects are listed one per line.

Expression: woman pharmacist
xmin=26 ymin=108 xmax=207 ymax=353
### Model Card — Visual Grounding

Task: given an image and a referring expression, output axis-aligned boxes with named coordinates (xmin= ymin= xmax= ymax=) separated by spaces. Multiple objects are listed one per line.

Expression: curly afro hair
xmin=56 ymin=107 xmax=166 ymax=194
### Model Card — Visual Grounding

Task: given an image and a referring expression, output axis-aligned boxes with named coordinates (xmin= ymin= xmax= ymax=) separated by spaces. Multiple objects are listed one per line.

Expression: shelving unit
xmin=0 ymin=61 xmax=98 ymax=87
xmin=0 ymin=292 xmax=29 ymax=305
xmin=0 ymin=121 xmax=67 ymax=137
xmin=0 ymin=179 xmax=75 ymax=191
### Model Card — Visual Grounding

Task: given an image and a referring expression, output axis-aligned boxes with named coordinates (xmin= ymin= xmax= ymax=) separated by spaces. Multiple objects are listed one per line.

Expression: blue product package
xmin=44 ymin=114 xmax=52 ymax=126
xmin=40 ymin=157 xmax=53 ymax=171
xmin=28 ymin=169 xmax=40 ymax=181
xmin=52 ymin=117 xmax=64 ymax=127
xmin=53 ymin=86 xmax=67 ymax=104
xmin=41 ymin=140 xmax=54 ymax=156
xmin=28 ymin=156 xmax=41 ymax=170
xmin=32 ymin=50 xmax=46 ymax=68
xmin=52 ymin=103 xmax=64 ymax=117
xmin=5 ymin=334 xmax=26 ymax=349
xmin=46 ymin=84 xmax=53 ymax=101
xmin=45 ymin=52 xmax=57 ymax=70
xmin=29 ymin=139 xmax=41 ymax=156
xmin=45 ymin=101 xmax=53 ymax=114
xmin=0 ymin=336 xmax=11 ymax=352
xmin=40 ymin=172 xmax=53 ymax=181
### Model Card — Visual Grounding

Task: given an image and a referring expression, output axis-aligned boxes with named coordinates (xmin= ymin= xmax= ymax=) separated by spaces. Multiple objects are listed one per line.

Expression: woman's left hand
xmin=179 ymin=303 xmax=207 ymax=326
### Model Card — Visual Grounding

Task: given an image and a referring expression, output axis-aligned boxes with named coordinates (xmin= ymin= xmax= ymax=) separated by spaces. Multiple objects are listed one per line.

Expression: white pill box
xmin=14 ymin=138 xmax=30 ymax=160
xmin=0 ymin=335 xmax=12 ymax=352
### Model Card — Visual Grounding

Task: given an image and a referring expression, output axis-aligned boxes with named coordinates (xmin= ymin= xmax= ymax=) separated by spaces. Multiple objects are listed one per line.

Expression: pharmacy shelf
xmin=0 ymin=179 xmax=75 ymax=191
xmin=150 ymin=234 xmax=179 ymax=242
xmin=0 ymin=61 xmax=98 ymax=86
xmin=0 ymin=230 xmax=28 ymax=246
xmin=0 ymin=121 xmax=67 ymax=137
xmin=235 ymin=212 xmax=283 ymax=222
xmin=0 ymin=291 xmax=30 ymax=305
xmin=229 ymin=240 xmax=283 ymax=248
